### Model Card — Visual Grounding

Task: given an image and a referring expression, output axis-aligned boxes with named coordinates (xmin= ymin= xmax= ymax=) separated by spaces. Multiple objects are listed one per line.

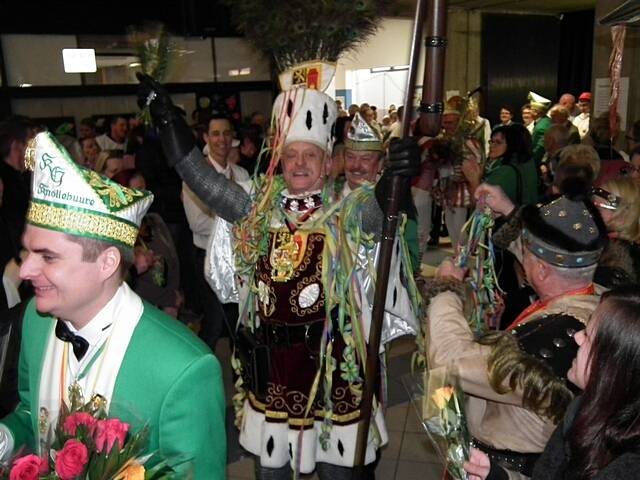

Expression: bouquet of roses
xmin=0 ymin=396 xmax=175 ymax=480
xmin=403 ymin=366 xmax=471 ymax=480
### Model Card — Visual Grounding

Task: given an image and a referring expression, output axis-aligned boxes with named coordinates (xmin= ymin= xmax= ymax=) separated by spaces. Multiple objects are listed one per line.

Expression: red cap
xmin=578 ymin=92 xmax=592 ymax=102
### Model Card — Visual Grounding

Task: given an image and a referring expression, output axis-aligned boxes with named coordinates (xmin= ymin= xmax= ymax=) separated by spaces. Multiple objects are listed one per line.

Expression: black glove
xmin=136 ymin=73 xmax=195 ymax=167
xmin=386 ymin=137 xmax=421 ymax=178
xmin=373 ymin=137 xmax=420 ymax=217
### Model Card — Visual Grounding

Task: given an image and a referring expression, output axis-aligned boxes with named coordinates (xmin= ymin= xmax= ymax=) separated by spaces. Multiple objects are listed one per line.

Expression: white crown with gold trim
xmin=25 ymin=132 xmax=153 ymax=248
xmin=272 ymin=60 xmax=337 ymax=153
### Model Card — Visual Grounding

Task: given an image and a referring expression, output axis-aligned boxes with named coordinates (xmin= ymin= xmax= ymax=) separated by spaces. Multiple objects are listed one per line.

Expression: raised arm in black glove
xmin=375 ymin=137 xmax=421 ymax=218
xmin=136 ymin=73 xmax=252 ymax=223
xmin=136 ymin=73 xmax=195 ymax=168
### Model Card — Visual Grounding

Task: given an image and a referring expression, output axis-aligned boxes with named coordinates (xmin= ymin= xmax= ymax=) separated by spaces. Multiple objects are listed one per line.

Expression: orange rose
xmin=431 ymin=386 xmax=455 ymax=409
xmin=116 ymin=462 xmax=145 ymax=480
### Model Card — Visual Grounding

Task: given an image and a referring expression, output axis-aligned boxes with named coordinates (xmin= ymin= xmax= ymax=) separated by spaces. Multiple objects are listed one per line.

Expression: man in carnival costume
xmin=0 ymin=133 xmax=226 ymax=478
xmin=138 ymin=55 xmax=420 ymax=478
xmin=529 ymin=91 xmax=553 ymax=166
xmin=423 ymin=95 xmax=484 ymax=249
xmin=343 ymin=112 xmax=421 ymax=271
xmin=421 ymin=180 xmax=607 ymax=478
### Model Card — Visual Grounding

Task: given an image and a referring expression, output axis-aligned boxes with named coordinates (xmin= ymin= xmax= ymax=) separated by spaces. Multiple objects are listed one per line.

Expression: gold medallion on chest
xmin=270 ymin=231 xmax=309 ymax=282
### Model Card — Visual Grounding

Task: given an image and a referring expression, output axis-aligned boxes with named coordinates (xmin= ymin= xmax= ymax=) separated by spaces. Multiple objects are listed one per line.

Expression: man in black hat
xmin=421 ymin=181 xmax=607 ymax=477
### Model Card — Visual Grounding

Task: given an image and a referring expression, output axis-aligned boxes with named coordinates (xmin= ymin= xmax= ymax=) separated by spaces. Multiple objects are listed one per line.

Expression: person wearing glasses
xmin=463 ymin=124 xmax=539 ymax=207
xmin=592 ymin=177 xmax=640 ymax=289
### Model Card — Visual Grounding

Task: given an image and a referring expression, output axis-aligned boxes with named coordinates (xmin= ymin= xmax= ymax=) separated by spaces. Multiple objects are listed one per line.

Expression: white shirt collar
xmin=208 ymin=154 xmax=231 ymax=177
xmin=64 ymin=284 xmax=125 ymax=348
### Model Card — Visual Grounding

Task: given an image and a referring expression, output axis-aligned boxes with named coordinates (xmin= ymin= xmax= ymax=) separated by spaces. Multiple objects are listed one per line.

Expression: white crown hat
xmin=25 ymin=132 xmax=153 ymax=248
xmin=272 ymin=87 xmax=337 ymax=153
xmin=344 ymin=112 xmax=383 ymax=152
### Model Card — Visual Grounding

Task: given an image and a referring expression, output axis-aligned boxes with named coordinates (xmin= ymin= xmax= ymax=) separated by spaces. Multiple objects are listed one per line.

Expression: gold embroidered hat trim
xmin=27 ymin=199 xmax=139 ymax=247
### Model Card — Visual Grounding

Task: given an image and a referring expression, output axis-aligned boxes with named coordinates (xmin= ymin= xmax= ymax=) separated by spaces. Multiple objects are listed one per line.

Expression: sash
xmin=37 ymin=283 xmax=143 ymax=452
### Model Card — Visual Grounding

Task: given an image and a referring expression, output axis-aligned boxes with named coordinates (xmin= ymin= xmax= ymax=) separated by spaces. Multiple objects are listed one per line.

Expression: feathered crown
xmin=224 ymin=0 xmax=390 ymax=73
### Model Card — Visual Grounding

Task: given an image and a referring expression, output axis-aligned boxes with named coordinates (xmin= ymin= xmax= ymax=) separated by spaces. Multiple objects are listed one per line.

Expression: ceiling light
xmin=62 ymin=49 xmax=97 ymax=73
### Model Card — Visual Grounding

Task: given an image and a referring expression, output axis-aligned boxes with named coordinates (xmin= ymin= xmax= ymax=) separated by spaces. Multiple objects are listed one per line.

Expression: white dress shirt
xmin=182 ymin=155 xmax=250 ymax=249
xmin=572 ymin=113 xmax=590 ymax=139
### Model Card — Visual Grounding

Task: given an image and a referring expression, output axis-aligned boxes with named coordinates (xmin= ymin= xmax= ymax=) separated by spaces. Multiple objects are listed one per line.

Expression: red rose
xmin=94 ymin=418 xmax=129 ymax=453
xmin=63 ymin=412 xmax=97 ymax=436
xmin=55 ymin=439 xmax=89 ymax=480
xmin=9 ymin=454 xmax=47 ymax=480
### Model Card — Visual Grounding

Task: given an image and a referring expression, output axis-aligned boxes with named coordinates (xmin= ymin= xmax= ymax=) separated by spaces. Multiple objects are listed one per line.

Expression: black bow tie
xmin=55 ymin=321 xmax=89 ymax=360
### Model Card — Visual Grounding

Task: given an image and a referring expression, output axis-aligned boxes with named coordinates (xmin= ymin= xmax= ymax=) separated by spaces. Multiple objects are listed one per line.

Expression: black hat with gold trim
xmin=24 ymin=132 xmax=153 ymax=248
xmin=520 ymin=194 xmax=607 ymax=268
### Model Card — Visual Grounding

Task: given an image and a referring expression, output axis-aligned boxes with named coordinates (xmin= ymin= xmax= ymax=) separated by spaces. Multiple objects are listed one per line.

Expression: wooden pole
xmin=419 ymin=0 xmax=448 ymax=138
xmin=353 ymin=0 xmax=446 ymax=477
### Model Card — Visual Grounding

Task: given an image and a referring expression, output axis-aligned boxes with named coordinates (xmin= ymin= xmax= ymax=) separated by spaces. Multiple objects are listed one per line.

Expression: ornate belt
xmin=259 ymin=319 xmax=326 ymax=353
xmin=472 ymin=438 xmax=540 ymax=476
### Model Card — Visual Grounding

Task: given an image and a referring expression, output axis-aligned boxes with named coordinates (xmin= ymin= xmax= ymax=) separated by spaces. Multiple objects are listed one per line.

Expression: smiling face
xmin=110 ymin=118 xmax=128 ymax=143
xmin=81 ymin=138 xmax=100 ymax=164
xmin=499 ymin=109 xmax=512 ymax=124
xmin=343 ymin=149 xmax=382 ymax=189
xmin=281 ymin=141 xmax=327 ymax=195
xmin=19 ymin=226 xmax=113 ymax=325
xmin=204 ymin=118 xmax=234 ymax=167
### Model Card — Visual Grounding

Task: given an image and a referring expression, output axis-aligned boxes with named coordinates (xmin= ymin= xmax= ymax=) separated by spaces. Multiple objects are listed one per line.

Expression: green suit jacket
xmin=1 ymin=299 xmax=226 ymax=479
xmin=531 ymin=116 xmax=552 ymax=166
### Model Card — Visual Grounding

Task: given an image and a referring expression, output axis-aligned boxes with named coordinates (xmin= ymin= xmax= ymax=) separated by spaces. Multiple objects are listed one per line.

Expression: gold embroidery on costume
xmin=24 ymin=137 xmax=37 ymax=171
xmin=248 ymin=390 xmax=362 ymax=425
xmin=270 ymin=231 xmax=309 ymax=282
xmin=257 ymin=280 xmax=276 ymax=317
xmin=38 ymin=407 xmax=49 ymax=434
xmin=84 ymin=170 xmax=145 ymax=210
xmin=290 ymin=257 xmax=324 ymax=315
xmin=27 ymin=201 xmax=138 ymax=247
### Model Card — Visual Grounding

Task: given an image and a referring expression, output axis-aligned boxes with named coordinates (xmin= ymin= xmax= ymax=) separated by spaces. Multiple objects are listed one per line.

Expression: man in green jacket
xmin=529 ymin=91 xmax=553 ymax=166
xmin=0 ymin=132 xmax=226 ymax=479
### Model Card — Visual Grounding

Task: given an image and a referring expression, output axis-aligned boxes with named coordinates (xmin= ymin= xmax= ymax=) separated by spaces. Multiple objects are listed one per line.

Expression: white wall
xmin=2 ymin=15 xmax=482 ymax=122
xmin=335 ymin=13 xmax=481 ymax=107
xmin=2 ymin=34 xmax=82 ymax=87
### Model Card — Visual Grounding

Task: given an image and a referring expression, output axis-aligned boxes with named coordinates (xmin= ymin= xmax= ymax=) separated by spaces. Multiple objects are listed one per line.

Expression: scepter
xmin=353 ymin=0 xmax=447 ymax=475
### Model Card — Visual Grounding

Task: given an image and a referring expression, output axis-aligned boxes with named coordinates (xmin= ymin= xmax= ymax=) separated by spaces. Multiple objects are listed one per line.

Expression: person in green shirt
xmin=462 ymin=124 xmax=539 ymax=207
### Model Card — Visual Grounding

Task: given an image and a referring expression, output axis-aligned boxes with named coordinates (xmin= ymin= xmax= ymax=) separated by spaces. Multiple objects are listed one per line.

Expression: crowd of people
xmin=0 ymin=68 xmax=640 ymax=480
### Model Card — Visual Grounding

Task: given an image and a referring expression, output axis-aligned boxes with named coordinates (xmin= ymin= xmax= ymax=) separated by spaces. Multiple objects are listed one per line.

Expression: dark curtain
xmin=482 ymin=14 xmax=560 ymax=126
xmin=557 ymin=10 xmax=595 ymax=98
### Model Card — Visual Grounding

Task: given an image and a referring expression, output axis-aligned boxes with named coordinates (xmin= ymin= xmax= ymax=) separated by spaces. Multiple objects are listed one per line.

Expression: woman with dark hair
xmin=463 ymin=124 xmax=541 ymax=329
xmin=463 ymin=124 xmax=539 ymax=206
xmin=464 ymin=286 xmax=640 ymax=480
